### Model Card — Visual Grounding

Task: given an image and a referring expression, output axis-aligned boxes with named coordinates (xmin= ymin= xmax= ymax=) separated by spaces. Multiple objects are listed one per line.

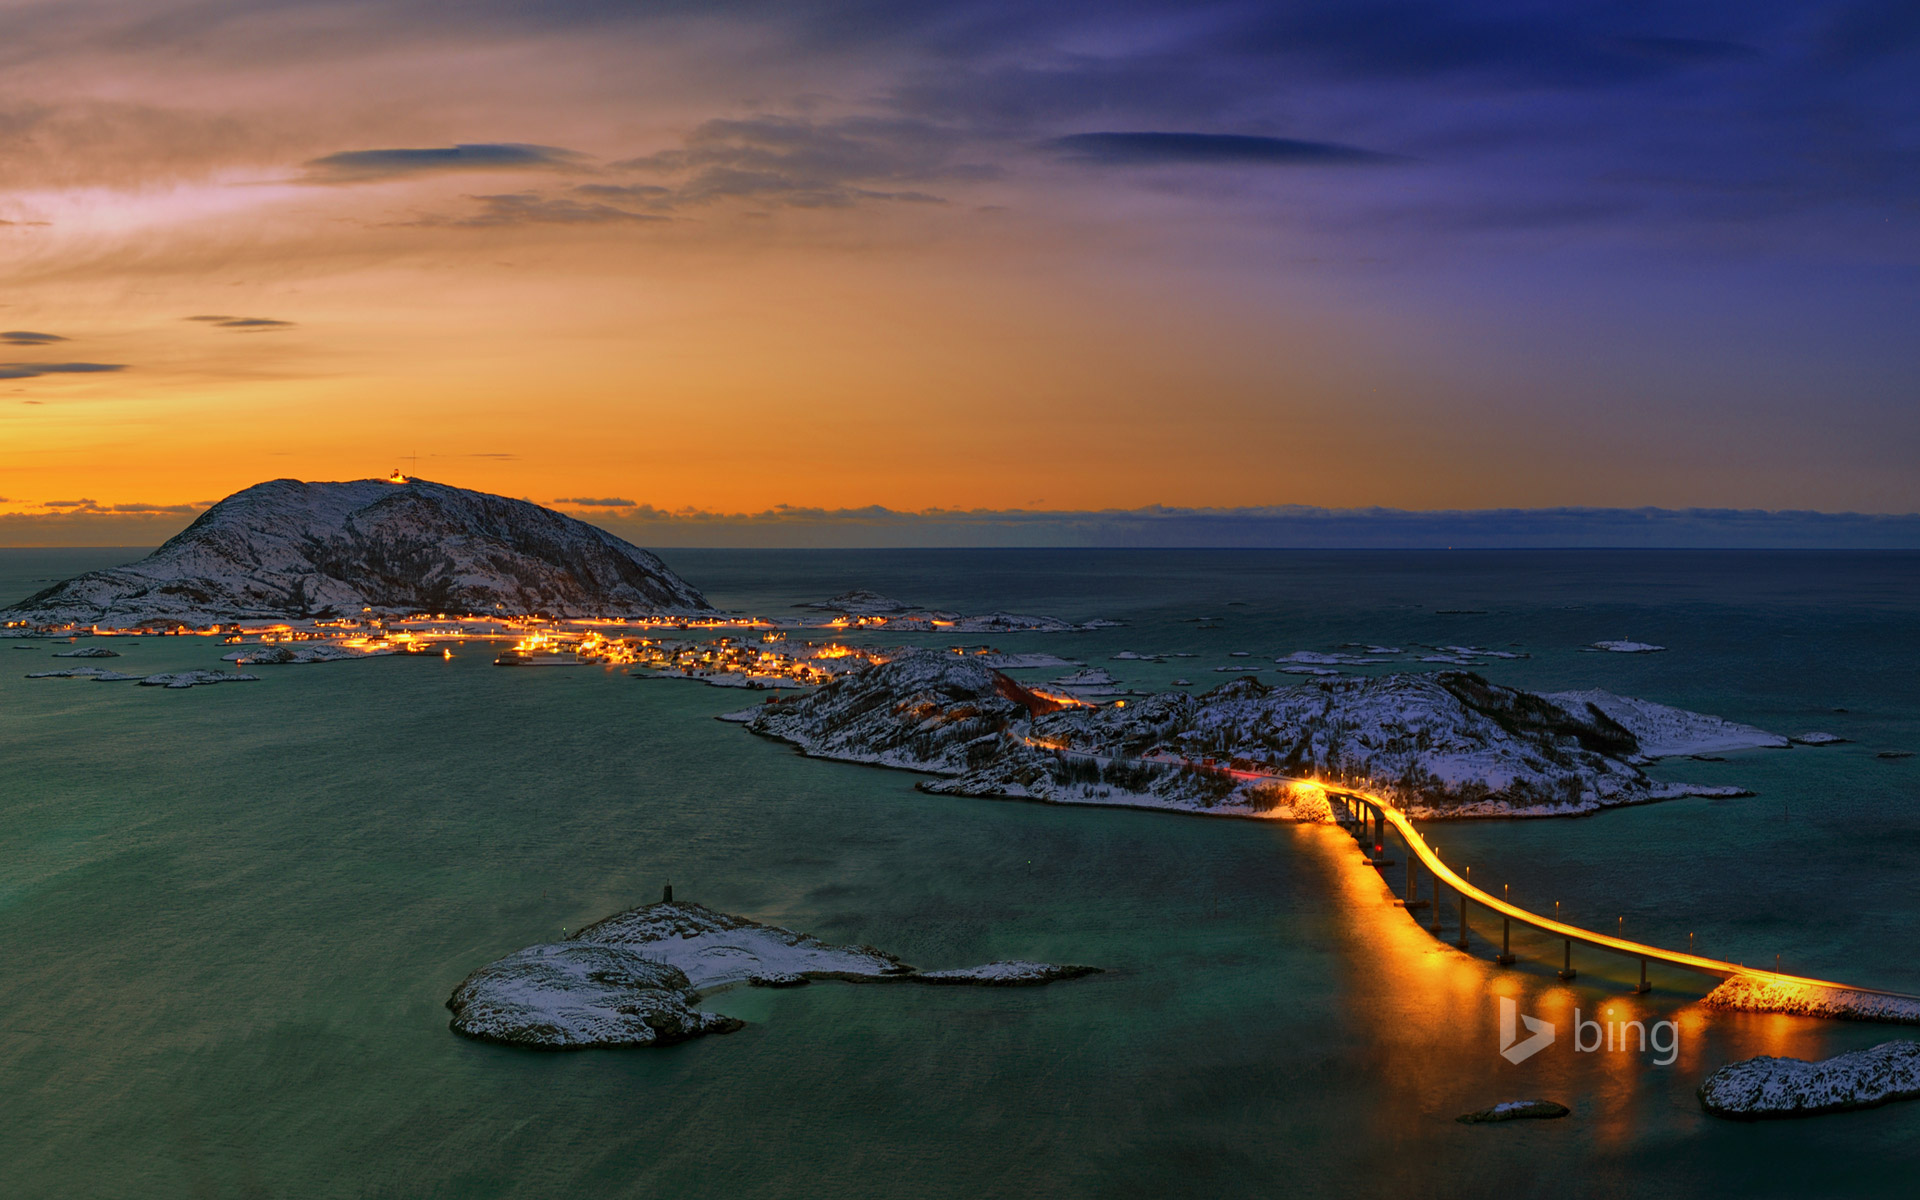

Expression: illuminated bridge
xmin=1024 ymin=732 xmax=1918 ymax=1012
xmin=1321 ymin=783 xmax=1920 ymax=1007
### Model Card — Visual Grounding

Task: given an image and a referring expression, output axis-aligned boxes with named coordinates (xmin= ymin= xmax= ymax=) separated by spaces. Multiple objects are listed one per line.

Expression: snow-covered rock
xmin=4 ymin=477 xmax=710 ymax=628
xmin=978 ymin=652 xmax=1076 ymax=669
xmin=949 ymin=611 xmax=1081 ymax=633
xmin=1589 ymin=640 xmax=1666 ymax=653
xmin=799 ymin=590 xmax=1107 ymax=633
xmin=1437 ymin=644 xmax=1526 ymax=660
xmin=26 ymin=666 xmax=137 ymax=681
xmin=136 ymin=670 xmax=258 ymax=688
xmin=1049 ymin=667 xmax=1119 ymax=696
xmin=1698 ymin=1041 xmax=1920 ymax=1119
xmin=1542 ymin=690 xmax=1788 ymax=760
xmin=1456 ymin=1100 xmax=1569 ymax=1124
xmin=1701 ymin=976 xmax=1920 ymax=1025
xmin=1793 ymin=732 xmax=1849 ymax=746
xmin=446 ymin=943 xmax=743 ymax=1048
xmin=745 ymin=650 xmax=1748 ymax=818
xmin=916 ymin=961 xmax=1101 ymax=986
xmin=1280 ymin=650 xmax=1365 ymax=666
xmin=52 ymin=646 xmax=119 ymax=658
xmin=448 ymin=899 xmax=1100 ymax=1049
xmin=802 ymin=589 xmax=918 ymax=615
xmin=571 ymin=901 xmax=913 ymax=990
xmin=222 ymin=643 xmax=394 ymax=664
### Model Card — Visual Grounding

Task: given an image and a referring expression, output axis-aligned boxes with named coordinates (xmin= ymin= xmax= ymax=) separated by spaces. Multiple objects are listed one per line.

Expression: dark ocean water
xmin=2 ymin=548 xmax=1917 ymax=1198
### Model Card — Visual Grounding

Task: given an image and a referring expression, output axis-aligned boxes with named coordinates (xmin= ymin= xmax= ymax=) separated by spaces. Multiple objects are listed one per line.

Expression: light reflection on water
xmin=2 ymin=548 xmax=1917 ymax=1197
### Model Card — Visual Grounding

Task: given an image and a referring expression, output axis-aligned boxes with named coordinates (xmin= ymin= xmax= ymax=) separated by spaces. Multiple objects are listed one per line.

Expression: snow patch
xmin=1542 ymin=689 xmax=1787 ymax=759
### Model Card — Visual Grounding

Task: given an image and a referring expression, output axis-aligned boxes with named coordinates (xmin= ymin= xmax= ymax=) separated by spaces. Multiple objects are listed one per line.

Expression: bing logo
xmin=1497 ymin=996 xmax=1679 ymax=1066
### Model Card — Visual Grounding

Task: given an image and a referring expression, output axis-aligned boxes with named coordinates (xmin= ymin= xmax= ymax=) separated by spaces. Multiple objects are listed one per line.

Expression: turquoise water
xmin=3 ymin=548 xmax=1917 ymax=1197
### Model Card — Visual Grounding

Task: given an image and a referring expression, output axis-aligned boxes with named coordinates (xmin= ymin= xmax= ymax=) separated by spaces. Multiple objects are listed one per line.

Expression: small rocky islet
xmin=1699 ymin=1041 xmax=1920 ymax=1119
xmin=1456 ymin=1100 xmax=1570 ymax=1124
xmin=447 ymin=896 xmax=1101 ymax=1049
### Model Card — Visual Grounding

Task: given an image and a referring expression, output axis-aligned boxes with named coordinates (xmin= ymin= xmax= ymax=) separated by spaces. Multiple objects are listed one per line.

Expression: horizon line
xmin=5 ymin=500 xmax=1920 ymax=550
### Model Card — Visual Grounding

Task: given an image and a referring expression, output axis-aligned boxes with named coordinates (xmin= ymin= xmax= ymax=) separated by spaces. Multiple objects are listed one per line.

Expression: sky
xmin=2 ymin=0 xmax=1917 ymax=545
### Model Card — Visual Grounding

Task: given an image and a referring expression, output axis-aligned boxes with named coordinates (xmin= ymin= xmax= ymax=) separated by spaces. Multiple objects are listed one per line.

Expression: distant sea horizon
xmin=7 ymin=499 xmax=1920 ymax=550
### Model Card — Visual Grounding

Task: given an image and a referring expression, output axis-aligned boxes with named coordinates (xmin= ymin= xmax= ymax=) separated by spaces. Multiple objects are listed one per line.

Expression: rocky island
xmin=743 ymin=649 xmax=1780 ymax=818
xmin=802 ymin=588 xmax=1118 ymax=633
xmin=448 ymin=897 xmax=1100 ymax=1049
xmin=1699 ymin=1042 xmax=1920 ymax=1119
xmin=3 ymin=476 xmax=711 ymax=629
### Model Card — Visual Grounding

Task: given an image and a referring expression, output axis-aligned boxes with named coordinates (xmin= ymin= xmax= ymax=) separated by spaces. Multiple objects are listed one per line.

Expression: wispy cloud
xmin=0 ymin=362 xmax=127 ymax=380
xmin=302 ymin=143 xmax=587 ymax=184
xmin=187 ymin=315 xmax=295 ymax=330
xmin=33 ymin=498 xmax=199 ymax=514
xmin=555 ymin=496 xmax=638 ymax=507
xmin=1046 ymin=132 xmax=1399 ymax=167
xmin=573 ymin=183 xmax=673 ymax=205
xmin=615 ymin=115 xmax=991 ymax=208
xmin=412 ymin=192 xmax=670 ymax=228
xmin=1 ymin=331 xmax=67 ymax=346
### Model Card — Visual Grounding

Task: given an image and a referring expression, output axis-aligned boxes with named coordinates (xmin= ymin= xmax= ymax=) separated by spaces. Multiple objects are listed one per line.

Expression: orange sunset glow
xmin=5 ymin=4 xmax=1918 ymax=548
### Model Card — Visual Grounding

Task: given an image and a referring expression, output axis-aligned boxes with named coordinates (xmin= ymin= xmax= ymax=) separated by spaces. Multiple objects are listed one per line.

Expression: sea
xmin=3 ymin=547 xmax=1918 ymax=1199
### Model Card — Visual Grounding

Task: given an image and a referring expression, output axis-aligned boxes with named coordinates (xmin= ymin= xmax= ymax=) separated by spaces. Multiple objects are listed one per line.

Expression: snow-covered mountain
xmin=5 ymin=477 xmax=711 ymax=627
xmin=745 ymin=650 xmax=1779 ymax=818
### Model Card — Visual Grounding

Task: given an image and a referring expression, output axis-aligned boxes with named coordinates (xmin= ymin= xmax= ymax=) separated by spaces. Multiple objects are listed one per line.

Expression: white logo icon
xmin=1498 ymin=996 xmax=1555 ymax=1063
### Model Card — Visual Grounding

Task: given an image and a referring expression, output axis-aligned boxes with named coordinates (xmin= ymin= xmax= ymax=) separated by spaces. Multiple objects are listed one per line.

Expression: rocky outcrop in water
xmin=448 ymin=899 xmax=1100 ymax=1049
xmin=743 ymin=649 xmax=1775 ymax=818
xmin=1701 ymin=976 xmax=1920 ymax=1025
xmin=5 ymin=477 xmax=710 ymax=628
xmin=447 ymin=944 xmax=743 ymax=1049
xmin=1699 ymin=1042 xmax=1920 ymax=1119
xmin=1456 ymin=1100 xmax=1569 ymax=1123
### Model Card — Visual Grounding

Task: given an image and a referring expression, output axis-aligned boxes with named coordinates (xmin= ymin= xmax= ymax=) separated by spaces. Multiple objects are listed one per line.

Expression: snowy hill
xmin=4 ymin=477 xmax=710 ymax=627
xmin=745 ymin=651 xmax=1774 ymax=818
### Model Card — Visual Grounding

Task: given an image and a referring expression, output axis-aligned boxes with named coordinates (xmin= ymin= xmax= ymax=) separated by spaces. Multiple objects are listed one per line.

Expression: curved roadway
xmin=1324 ymin=783 xmax=1920 ymax=1002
